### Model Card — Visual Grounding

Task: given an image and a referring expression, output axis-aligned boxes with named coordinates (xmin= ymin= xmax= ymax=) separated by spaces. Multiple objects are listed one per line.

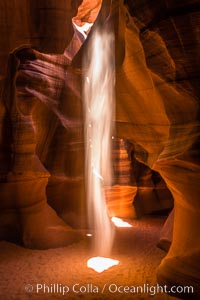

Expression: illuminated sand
xmin=111 ymin=217 xmax=132 ymax=228
xmin=87 ymin=257 xmax=119 ymax=273
xmin=0 ymin=216 xmax=180 ymax=300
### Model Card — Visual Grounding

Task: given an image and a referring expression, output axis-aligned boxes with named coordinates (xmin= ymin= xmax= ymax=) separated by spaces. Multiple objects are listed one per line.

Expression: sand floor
xmin=0 ymin=216 xmax=181 ymax=300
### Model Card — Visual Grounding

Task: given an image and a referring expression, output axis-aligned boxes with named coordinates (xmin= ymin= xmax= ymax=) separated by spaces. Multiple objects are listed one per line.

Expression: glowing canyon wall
xmin=0 ymin=0 xmax=199 ymax=297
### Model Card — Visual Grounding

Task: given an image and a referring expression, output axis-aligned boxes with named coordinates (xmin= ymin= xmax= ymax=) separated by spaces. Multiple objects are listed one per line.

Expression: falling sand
xmin=83 ymin=26 xmax=115 ymax=258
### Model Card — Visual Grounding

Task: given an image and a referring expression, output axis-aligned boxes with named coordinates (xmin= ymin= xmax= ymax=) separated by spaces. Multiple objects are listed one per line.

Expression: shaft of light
xmin=83 ymin=28 xmax=115 ymax=256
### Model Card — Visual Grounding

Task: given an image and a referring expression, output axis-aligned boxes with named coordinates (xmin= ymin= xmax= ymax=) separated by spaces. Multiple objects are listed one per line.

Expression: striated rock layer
xmin=0 ymin=0 xmax=199 ymax=297
xmin=115 ymin=1 xmax=200 ymax=298
xmin=0 ymin=1 xmax=85 ymax=249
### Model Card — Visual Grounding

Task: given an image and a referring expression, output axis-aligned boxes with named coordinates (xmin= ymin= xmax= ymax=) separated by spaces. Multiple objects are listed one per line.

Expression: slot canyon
xmin=0 ymin=0 xmax=199 ymax=299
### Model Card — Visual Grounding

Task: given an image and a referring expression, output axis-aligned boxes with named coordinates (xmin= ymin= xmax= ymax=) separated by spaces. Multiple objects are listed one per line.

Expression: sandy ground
xmin=0 ymin=216 xmax=181 ymax=300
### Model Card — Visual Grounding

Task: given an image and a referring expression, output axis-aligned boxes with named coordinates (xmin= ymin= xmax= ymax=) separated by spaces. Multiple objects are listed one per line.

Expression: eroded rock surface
xmin=0 ymin=1 xmax=199 ymax=297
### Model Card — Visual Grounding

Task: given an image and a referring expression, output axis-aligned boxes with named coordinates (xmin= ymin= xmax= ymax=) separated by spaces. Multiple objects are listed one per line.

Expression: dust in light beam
xmin=83 ymin=26 xmax=115 ymax=257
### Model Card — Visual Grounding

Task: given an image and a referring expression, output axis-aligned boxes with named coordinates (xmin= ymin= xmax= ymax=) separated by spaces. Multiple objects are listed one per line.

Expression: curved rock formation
xmin=0 ymin=0 xmax=84 ymax=249
xmin=115 ymin=1 xmax=200 ymax=298
xmin=0 ymin=0 xmax=199 ymax=298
